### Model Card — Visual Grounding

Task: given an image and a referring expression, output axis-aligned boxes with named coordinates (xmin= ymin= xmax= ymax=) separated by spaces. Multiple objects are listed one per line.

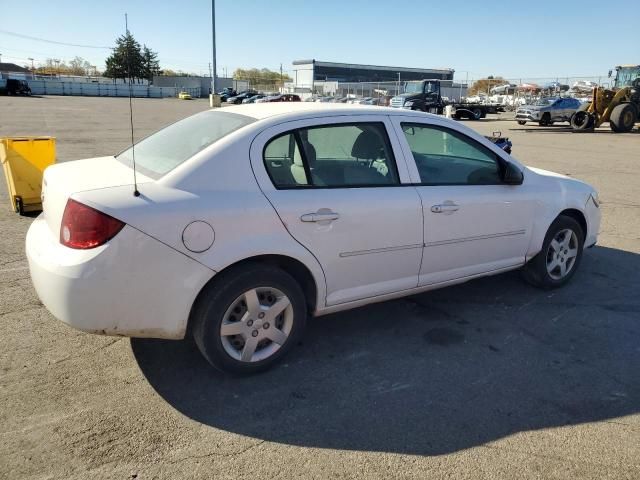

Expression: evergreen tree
xmin=104 ymin=32 xmax=145 ymax=82
xmin=142 ymin=45 xmax=160 ymax=82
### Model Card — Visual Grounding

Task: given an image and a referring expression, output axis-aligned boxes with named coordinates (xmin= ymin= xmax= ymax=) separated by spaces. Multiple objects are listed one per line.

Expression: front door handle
xmin=300 ymin=210 xmax=340 ymax=223
xmin=431 ymin=203 xmax=459 ymax=214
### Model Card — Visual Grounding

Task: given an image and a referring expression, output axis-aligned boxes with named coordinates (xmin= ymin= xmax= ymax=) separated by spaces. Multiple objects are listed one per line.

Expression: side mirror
xmin=503 ymin=162 xmax=524 ymax=185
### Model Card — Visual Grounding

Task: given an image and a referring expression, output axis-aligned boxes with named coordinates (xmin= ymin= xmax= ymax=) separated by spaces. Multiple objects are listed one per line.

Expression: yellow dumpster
xmin=0 ymin=137 xmax=56 ymax=215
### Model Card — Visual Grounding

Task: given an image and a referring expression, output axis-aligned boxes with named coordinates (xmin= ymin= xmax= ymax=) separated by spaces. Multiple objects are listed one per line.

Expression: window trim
xmin=262 ymin=121 xmax=402 ymax=190
xmin=400 ymin=122 xmax=509 ymax=187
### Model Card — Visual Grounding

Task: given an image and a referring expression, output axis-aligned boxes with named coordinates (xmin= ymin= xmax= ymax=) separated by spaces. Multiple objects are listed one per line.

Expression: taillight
xmin=60 ymin=199 xmax=125 ymax=249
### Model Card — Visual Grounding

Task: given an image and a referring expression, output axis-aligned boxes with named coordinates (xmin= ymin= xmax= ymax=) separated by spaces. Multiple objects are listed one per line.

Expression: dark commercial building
xmin=292 ymin=59 xmax=454 ymax=86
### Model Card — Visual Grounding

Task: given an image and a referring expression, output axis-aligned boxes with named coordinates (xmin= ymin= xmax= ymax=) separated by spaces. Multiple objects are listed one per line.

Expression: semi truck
xmin=389 ymin=79 xmax=501 ymax=119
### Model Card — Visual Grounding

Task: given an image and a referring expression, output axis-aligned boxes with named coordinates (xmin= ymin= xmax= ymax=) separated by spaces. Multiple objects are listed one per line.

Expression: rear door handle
xmin=431 ymin=204 xmax=459 ymax=214
xmin=300 ymin=211 xmax=340 ymax=222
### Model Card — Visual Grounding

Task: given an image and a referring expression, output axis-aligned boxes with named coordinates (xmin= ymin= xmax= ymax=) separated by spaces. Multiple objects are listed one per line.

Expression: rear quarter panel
xmin=73 ymin=129 xmax=328 ymax=312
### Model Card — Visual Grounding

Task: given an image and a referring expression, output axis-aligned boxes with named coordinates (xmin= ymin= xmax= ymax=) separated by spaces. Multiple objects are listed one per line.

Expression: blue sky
xmin=1 ymin=0 xmax=636 ymax=81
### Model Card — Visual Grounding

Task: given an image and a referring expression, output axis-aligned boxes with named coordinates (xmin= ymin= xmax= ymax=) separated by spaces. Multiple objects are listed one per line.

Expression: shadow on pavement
xmin=132 ymin=245 xmax=640 ymax=455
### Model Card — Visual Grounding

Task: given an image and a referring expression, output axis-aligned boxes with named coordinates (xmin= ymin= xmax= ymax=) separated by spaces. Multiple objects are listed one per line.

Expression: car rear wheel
xmin=472 ymin=107 xmax=483 ymax=120
xmin=521 ymin=215 xmax=584 ymax=289
xmin=192 ymin=264 xmax=307 ymax=374
xmin=517 ymin=120 xmax=526 ymax=125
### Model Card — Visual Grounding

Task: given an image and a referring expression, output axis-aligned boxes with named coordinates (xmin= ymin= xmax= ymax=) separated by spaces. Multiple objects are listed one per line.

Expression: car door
xmin=250 ymin=115 xmax=424 ymax=306
xmin=391 ymin=116 xmax=536 ymax=286
xmin=552 ymin=99 xmax=566 ymax=121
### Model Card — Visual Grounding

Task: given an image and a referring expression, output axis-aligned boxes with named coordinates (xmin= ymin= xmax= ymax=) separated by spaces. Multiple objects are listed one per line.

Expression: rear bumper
xmin=26 ymin=217 xmax=213 ymax=339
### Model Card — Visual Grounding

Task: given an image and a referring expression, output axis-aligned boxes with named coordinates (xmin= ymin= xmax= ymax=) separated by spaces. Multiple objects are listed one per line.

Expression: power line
xmin=0 ymin=29 xmax=111 ymax=49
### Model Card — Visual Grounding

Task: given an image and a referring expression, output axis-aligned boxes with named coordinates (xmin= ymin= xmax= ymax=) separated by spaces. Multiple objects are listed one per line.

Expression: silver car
xmin=516 ymin=97 xmax=582 ymax=126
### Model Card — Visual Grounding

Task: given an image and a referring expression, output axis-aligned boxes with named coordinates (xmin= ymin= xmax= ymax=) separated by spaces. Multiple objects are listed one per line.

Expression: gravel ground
xmin=1 ymin=96 xmax=639 ymax=480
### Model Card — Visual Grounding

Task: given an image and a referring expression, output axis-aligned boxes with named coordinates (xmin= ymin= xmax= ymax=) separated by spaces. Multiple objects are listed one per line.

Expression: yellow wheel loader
xmin=571 ymin=65 xmax=640 ymax=132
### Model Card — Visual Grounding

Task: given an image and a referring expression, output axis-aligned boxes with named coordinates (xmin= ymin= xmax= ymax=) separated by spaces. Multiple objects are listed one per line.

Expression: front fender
xmin=524 ymin=169 xmax=594 ymax=259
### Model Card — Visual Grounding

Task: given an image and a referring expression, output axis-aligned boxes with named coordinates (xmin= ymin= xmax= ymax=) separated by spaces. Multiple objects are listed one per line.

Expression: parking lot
xmin=1 ymin=95 xmax=639 ymax=479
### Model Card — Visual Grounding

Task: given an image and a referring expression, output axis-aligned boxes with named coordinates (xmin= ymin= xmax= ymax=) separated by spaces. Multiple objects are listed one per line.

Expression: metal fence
xmin=26 ymin=80 xmax=200 ymax=98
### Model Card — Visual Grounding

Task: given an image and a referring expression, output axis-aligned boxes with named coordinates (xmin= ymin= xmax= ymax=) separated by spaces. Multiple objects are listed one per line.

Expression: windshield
xmin=404 ymin=82 xmax=423 ymax=94
xmin=615 ymin=66 xmax=640 ymax=88
xmin=116 ymin=110 xmax=255 ymax=178
xmin=533 ymin=98 xmax=556 ymax=106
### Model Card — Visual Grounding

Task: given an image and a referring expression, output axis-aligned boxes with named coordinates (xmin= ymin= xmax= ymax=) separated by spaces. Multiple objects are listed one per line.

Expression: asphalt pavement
xmin=0 ymin=96 xmax=638 ymax=479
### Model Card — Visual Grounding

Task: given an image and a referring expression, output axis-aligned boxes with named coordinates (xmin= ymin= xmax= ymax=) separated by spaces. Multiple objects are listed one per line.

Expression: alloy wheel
xmin=220 ymin=287 xmax=294 ymax=363
xmin=546 ymin=229 xmax=579 ymax=280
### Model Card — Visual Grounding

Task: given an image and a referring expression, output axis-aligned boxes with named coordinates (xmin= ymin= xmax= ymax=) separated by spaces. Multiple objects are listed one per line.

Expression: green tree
xmin=142 ymin=45 xmax=160 ymax=82
xmin=104 ymin=32 xmax=145 ymax=82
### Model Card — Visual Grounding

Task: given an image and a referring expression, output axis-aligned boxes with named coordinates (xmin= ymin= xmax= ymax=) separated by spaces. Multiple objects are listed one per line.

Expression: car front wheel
xmin=522 ymin=215 xmax=584 ymax=289
xmin=192 ymin=264 xmax=307 ymax=374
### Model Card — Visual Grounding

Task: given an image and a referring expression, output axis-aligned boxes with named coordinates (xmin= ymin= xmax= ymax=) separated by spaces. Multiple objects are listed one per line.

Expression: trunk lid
xmin=42 ymin=156 xmax=152 ymax=236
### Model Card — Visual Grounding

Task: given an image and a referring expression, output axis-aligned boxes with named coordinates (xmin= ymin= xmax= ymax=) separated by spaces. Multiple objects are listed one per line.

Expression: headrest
xmin=351 ymin=129 xmax=385 ymax=159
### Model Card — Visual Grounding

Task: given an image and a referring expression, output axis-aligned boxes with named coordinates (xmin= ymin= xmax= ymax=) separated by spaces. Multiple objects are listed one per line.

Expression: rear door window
xmin=263 ymin=122 xmax=399 ymax=188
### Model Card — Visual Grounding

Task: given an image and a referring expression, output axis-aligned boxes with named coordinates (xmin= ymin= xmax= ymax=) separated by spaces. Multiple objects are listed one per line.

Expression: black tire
xmin=191 ymin=264 xmax=307 ymax=375
xmin=517 ymin=120 xmax=527 ymax=126
xmin=609 ymin=103 xmax=636 ymax=133
xmin=570 ymin=110 xmax=595 ymax=131
xmin=521 ymin=215 xmax=585 ymax=289
xmin=539 ymin=113 xmax=551 ymax=126
xmin=472 ymin=107 xmax=483 ymax=120
xmin=454 ymin=112 xmax=463 ymax=120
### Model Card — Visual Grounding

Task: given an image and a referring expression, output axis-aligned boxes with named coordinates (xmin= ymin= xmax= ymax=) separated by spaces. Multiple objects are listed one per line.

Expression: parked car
xmin=541 ymin=82 xmax=570 ymax=93
xmin=226 ymin=91 xmax=259 ymax=104
xmin=571 ymin=81 xmax=598 ymax=94
xmin=218 ymin=88 xmax=237 ymax=102
xmin=264 ymin=94 xmax=301 ymax=102
xmin=27 ymin=104 xmax=600 ymax=374
xmin=515 ymin=97 xmax=582 ymax=126
xmin=254 ymin=93 xmax=277 ymax=103
xmin=242 ymin=94 xmax=266 ymax=104
xmin=1 ymin=79 xmax=32 ymax=96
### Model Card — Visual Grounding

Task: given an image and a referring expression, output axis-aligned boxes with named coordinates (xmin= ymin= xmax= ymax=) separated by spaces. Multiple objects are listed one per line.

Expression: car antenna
xmin=125 ymin=13 xmax=140 ymax=197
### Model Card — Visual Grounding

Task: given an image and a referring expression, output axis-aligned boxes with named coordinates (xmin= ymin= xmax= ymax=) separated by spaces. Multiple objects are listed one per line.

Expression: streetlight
xmin=210 ymin=0 xmax=219 ymax=106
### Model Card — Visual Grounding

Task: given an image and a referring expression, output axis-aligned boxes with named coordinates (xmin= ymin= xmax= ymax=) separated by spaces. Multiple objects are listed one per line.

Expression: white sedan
xmin=26 ymin=104 xmax=601 ymax=374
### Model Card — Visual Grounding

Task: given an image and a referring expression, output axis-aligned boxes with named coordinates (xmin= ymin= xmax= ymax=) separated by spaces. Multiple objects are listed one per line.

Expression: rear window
xmin=116 ymin=110 xmax=255 ymax=178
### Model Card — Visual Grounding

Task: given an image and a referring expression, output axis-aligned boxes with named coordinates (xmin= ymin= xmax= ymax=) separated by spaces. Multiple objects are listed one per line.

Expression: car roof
xmin=218 ymin=102 xmax=429 ymax=122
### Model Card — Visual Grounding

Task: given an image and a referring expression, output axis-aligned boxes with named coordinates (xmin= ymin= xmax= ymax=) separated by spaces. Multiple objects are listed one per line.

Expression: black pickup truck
xmin=389 ymin=79 xmax=501 ymax=119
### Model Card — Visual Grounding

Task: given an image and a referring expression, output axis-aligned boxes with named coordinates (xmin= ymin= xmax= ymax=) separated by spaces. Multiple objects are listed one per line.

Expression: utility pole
xmin=0 ymin=53 xmax=2 ymax=64
xmin=28 ymin=57 xmax=34 ymax=71
xmin=397 ymin=72 xmax=401 ymax=95
xmin=210 ymin=0 xmax=219 ymax=106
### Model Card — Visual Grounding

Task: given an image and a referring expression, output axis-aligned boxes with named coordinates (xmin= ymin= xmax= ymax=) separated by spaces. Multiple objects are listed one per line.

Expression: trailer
xmin=389 ymin=79 xmax=502 ymax=119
